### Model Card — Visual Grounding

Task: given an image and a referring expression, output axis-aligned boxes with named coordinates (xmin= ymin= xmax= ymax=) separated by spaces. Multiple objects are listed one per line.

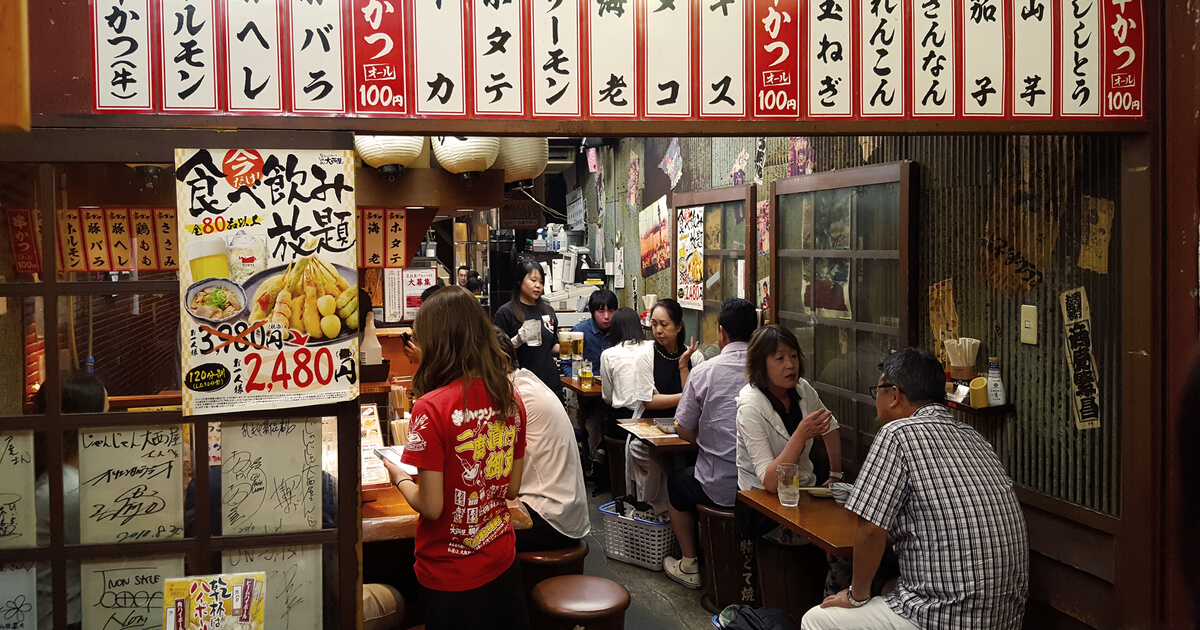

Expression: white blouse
xmin=600 ymin=341 xmax=654 ymax=413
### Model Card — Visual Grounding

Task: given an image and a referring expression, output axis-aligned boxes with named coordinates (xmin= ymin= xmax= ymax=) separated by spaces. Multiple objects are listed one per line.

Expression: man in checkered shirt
xmin=802 ymin=348 xmax=1028 ymax=630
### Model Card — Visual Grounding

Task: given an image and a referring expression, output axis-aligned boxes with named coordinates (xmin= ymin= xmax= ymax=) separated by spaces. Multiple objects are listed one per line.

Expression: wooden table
xmin=561 ymin=375 xmax=602 ymax=398
xmin=362 ymin=486 xmax=532 ymax=542
xmin=737 ymin=489 xmax=857 ymax=556
xmin=619 ymin=422 xmax=698 ymax=454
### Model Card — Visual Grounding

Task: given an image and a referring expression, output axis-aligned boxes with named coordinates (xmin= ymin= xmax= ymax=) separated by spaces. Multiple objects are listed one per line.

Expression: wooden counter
xmin=560 ymin=376 xmax=602 ymax=398
xmin=362 ymin=486 xmax=532 ymax=542
xmin=737 ymin=489 xmax=857 ymax=556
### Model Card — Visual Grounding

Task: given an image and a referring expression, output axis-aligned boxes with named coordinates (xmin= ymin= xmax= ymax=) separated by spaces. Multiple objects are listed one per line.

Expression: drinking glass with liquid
xmin=776 ymin=463 xmax=801 ymax=508
xmin=580 ymin=360 xmax=593 ymax=388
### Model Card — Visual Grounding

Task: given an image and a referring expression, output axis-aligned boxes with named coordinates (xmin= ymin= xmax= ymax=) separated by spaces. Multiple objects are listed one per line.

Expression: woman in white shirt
xmin=735 ymin=324 xmax=850 ymax=595
xmin=736 ymin=324 xmax=842 ymax=493
xmin=494 ymin=328 xmax=591 ymax=552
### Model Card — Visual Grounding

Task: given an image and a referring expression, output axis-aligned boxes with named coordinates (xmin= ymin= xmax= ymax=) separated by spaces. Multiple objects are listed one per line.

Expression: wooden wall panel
xmin=0 ymin=0 xmax=29 ymax=131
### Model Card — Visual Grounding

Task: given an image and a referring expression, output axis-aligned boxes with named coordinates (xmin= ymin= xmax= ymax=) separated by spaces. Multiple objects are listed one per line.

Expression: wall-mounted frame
xmin=671 ymin=185 xmax=757 ymax=356
xmin=769 ymin=161 xmax=917 ymax=469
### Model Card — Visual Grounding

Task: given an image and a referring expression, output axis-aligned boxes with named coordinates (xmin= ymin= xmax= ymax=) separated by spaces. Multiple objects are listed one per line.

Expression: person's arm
xmin=505 ymin=458 xmax=525 ymax=500
xmin=763 ymin=409 xmax=832 ymax=493
xmin=402 ymin=339 xmax=422 ymax=365
xmin=382 ymin=463 xmax=445 ymax=521
xmin=822 ymin=428 xmax=843 ymax=485
xmin=644 ymin=392 xmax=682 ymax=410
xmin=600 ymin=353 xmax=614 ymax=405
xmin=678 ymin=337 xmax=701 ymax=389
xmin=673 ymin=367 xmax=703 ymax=444
xmin=821 ymin=517 xmax=887 ymax=609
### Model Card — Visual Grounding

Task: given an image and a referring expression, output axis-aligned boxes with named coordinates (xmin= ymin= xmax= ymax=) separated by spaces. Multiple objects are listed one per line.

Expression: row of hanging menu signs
xmin=92 ymin=0 xmax=1145 ymax=121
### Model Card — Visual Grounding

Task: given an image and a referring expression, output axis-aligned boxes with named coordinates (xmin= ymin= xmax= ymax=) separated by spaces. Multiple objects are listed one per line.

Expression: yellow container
xmin=969 ymin=377 xmax=989 ymax=408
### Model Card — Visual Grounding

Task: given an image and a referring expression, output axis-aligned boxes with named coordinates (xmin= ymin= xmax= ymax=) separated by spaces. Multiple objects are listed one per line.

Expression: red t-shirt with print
xmin=401 ymin=377 xmax=527 ymax=592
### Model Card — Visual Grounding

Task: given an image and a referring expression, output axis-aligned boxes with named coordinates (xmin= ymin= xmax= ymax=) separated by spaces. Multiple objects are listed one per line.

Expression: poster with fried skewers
xmin=175 ymin=148 xmax=359 ymax=416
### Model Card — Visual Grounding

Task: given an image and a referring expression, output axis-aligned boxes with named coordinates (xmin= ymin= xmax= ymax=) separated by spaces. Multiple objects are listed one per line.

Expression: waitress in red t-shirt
xmin=382 ymin=286 xmax=530 ymax=630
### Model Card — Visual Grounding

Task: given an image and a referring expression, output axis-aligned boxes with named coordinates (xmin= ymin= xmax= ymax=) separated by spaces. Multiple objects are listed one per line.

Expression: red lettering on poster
xmin=6 ymin=210 xmax=41 ymax=274
xmin=223 ymin=150 xmax=266 ymax=190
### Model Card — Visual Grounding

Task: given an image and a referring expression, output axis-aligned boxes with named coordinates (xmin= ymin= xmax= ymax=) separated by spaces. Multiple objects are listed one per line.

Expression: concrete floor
xmin=581 ymin=488 xmax=717 ymax=630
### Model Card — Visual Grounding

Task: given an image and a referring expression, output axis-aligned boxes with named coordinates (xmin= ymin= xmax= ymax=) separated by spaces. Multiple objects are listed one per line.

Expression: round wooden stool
xmin=517 ymin=539 xmax=590 ymax=600
xmin=531 ymin=575 xmax=631 ymax=630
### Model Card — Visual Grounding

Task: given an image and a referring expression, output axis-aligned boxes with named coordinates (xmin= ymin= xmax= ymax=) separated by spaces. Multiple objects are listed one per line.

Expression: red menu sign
xmin=1101 ymin=0 xmax=1144 ymax=118
xmin=753 ymin=0 xmax=800 ymax=119
xmin=6 ymin=210 xmax=41 ymax=274
xmin=351 ymin=0 xmax=409 ymax=115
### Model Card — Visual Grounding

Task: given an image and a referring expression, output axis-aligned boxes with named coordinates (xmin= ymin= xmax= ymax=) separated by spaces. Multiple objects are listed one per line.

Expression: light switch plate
xmin=1020 ymin=305 xmax=1038 ymax=345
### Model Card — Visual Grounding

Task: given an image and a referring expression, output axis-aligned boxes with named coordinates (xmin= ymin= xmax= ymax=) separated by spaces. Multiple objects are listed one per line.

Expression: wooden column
xmin=0 ymin=0 xmax=29 ymax=131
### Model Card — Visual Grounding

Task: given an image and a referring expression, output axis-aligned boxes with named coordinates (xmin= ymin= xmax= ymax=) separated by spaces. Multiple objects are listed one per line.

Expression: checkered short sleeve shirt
xmin=845 ymin=404 xmax=1029 ymax=630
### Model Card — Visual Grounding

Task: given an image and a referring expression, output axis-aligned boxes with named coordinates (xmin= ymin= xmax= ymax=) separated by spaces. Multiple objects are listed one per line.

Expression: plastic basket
xmin=599 ymin=501 xmax=678 ymax=571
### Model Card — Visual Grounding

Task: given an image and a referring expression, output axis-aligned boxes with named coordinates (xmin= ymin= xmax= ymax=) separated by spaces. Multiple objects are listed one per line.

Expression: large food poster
xmin=676 ymin=205 xmax=704 ymax=310
xmin=175 ymin=149 xmax=359 ymax=416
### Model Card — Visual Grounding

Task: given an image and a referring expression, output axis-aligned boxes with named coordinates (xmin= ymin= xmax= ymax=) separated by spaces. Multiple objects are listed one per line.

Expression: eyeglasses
xmin=869 ymin=383 xmax=900 ymax=399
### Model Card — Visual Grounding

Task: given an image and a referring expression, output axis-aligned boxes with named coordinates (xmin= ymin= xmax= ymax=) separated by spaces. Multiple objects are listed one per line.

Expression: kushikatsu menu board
xmin=175 ymin=148 xmax=359 ymax=416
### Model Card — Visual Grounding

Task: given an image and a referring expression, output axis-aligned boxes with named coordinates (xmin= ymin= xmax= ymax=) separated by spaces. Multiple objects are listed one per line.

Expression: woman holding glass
xmin=493 ymin=259 xmax=562 ymax=399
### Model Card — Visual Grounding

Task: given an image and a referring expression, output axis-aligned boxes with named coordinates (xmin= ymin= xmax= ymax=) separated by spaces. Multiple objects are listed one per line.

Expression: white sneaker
xmin=663 ymin=556 xmax=703 ymax=590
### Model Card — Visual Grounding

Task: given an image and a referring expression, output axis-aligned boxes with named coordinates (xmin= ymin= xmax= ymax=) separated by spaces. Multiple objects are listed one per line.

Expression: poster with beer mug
xmin=175 ymin=148 xmax=360 ymax=416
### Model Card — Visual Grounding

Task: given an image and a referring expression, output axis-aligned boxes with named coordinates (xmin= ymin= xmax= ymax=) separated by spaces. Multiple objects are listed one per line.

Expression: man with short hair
xmin=457 ymin=265 xmax=470 ymax=287
xmin=573 ymin=289 xmax=619 ymax=469
xmin=663 ymin=298 xmax=758 ymax=589
xmin=801 ymin=348 xmax=1028 ymax=630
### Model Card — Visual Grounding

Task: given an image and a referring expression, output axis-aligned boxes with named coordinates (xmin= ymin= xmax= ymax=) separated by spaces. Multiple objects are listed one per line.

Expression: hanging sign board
xmin=176 ymin=148 xmax=359 ymax=416
xmin=89 ymin=0 xmax=1145 ymax=122
xmin=676 ymin=205 xmax=704 ymax=310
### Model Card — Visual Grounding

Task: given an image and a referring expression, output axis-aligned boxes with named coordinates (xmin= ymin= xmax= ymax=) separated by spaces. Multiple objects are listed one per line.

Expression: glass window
xmin=55 ymin=296 xmax=181 ymax=411
xmin=777 ymin=257 xmax=810 ymax=315
xmin=855 ymin=182 xmax=901 ymax=250
xmin=0 ymin=297 xmax=44 ymax=415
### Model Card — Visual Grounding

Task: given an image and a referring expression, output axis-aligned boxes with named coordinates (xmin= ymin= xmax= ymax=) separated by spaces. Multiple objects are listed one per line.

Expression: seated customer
xmin=573 ymin=289 xmax=617 ymax=467
xmin=735 ymin=325 xmax=842 ymax=496
xmin=802 ymin=348 xmax=1028 ymax=630
xmin=663 ymin=298 xmax=756 ymax=589
xmin=736 ymin=325 xmax=848 ymax=595
xmin=493 ymin=327 xmax=590 ymax=551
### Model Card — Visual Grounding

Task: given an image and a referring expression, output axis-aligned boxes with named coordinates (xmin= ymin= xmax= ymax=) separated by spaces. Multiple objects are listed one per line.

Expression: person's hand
xmin=381 ymin=459 xmax=413 ymax=488
xmin=819 ymin=589 xmax=856 ymax=609
xmin=511 ymin=328 xmax=527 ymax=348
xmin=822 ymin=477 xmax=835 ymax=487
xmin=679 ymin=337 xmax=700 ymax=370
xmin=402 ymin=339 xmax=422 ymax=365
xmin=792 ymin=408 xmax=833 ymax=442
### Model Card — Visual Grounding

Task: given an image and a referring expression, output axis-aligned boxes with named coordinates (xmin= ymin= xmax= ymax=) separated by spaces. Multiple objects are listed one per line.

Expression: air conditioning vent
xmin=544 ymin=138 xmax=578 ymax=175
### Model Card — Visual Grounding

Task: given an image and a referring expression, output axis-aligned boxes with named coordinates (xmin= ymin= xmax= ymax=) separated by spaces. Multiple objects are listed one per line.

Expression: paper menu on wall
xmin=0 ymin=564 xmax=36 ymax=630
xmin=222 ymin=545 xmax=321 ymax=630
xmin=360 ymin=405 xmax=390 ymax=490
xmin=80 ymin=555 xmax=185 ymax=630
xmin=0 ymin=432 xmax=36 ymax=550
xmin=163 ymin=571 xmax=266 ymax=630
xmin=77 ymin=426 xmax=186 ymax=544
xmin=221 ymin=418 xmax=322 ymax=535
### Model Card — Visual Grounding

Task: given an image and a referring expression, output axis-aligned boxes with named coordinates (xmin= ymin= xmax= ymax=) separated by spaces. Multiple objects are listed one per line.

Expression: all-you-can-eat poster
xmin=175 ymin=149 xmax=360 ymax=416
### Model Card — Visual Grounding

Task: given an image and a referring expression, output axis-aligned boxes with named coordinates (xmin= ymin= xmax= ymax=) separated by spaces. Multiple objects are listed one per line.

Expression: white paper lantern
xmin=354 ymin=135 xmax=425 ymax=174
xmin=493 ymin=137 xmax=549 ymax=183
xmin=431 ymin=136 xmax=501 ymax=175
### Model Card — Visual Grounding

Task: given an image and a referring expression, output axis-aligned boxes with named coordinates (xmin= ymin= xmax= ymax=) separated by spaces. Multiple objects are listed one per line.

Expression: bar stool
xmin=697 ymin=504 xmax=756 ymax=613
xmin=517 ymin=539 xmax=590 ymax=600
xmin=531 ymin=575 xmax=630 ymax=630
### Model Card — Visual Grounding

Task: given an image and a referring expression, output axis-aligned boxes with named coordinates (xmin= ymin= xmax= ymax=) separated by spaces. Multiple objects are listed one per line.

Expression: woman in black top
xmin=493 ymin=259 xmax=563 ymax=399
xmin=643 ymin=298 xmax=701 ymax=419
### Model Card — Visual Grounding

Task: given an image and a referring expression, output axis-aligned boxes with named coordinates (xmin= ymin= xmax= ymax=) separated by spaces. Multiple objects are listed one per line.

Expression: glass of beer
xmin=558 ymin=332 xmax=572 ymax=361
xmin=571 ymin=332 xmax=584 ymax=360
xmin=580 ymin=360 xmax=593 ymax=388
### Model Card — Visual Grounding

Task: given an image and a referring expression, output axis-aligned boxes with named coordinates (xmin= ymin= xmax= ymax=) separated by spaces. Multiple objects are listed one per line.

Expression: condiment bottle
xmin=987 ymin=356 xmax=1007 ymax=406
xmin=361 ymin=318 xmax=383 ymax=366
